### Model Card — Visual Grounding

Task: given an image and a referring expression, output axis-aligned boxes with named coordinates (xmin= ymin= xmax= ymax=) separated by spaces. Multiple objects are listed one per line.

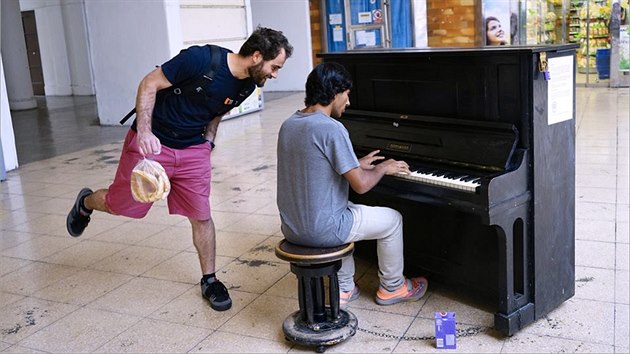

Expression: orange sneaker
xmin=340 ymin=284 xmax=360 ymax=308
xmin=375 ymin=277 xmax=428 ymax=306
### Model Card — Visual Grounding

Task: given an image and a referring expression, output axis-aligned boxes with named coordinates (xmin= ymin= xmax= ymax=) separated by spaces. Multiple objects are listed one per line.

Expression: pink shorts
xmin=106 ymin=130 xmax=212 ymax=220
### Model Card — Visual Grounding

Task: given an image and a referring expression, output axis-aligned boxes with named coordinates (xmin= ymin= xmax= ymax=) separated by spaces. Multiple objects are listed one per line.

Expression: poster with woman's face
xmin=483 ymin=0 xmax=512 ymax=45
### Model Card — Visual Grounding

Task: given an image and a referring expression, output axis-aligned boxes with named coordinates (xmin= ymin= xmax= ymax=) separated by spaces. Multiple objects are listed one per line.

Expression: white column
xmin=1 ymin=54 xmax=19 ymax=173
xmin=0 ymin=0 xmax=37 ymax=110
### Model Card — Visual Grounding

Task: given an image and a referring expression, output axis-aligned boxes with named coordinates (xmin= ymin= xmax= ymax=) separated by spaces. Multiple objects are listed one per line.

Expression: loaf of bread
xmin=130 ymin=159 xmax=170 ymax=203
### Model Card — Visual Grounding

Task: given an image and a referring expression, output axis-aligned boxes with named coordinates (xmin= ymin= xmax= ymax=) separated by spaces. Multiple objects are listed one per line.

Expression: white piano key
xmin=393 ymin=171 xmax=481 ymax=192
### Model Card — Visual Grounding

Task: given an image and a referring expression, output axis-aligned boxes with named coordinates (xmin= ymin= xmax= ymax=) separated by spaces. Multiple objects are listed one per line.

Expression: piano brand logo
xmin=387 ymin=143 xmax=411 ymax=152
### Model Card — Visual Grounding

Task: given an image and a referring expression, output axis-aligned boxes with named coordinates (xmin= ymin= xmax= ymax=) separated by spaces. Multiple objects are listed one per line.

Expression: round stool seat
xmin=275 ymin=239 xmax=354 ymax=264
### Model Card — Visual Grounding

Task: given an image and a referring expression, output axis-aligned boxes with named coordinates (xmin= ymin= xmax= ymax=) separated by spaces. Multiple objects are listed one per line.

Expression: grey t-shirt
xmin=277 ymin=110 xmax=360 ymax=247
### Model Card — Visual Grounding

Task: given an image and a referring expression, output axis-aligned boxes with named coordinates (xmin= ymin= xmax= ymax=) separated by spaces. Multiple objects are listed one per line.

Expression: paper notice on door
xmin=355 ymin=30 xmax=376 ymax=47
xmin=358 ymin=11 xmax=372 ymax=23
xmin=329 ymin=13 xmax=342 ymax=25
xmin=547 ymin=55 xmax=574 ymax=125
xmin=333 ymin=26 xmax=343 ymax=42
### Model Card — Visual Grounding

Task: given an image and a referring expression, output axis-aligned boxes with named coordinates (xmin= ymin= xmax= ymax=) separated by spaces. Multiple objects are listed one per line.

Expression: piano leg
xmin=492 ymin=202 xmax=535 ymax=335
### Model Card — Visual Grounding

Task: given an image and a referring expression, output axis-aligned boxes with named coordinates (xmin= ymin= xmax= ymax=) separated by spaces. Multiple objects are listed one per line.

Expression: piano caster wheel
xmin=316 ymin=345 xmax=326 ymax=353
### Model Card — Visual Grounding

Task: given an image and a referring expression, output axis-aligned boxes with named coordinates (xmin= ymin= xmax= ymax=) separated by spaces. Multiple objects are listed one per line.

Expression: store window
xmin=315 ymin=0 xmax=624 ymax=86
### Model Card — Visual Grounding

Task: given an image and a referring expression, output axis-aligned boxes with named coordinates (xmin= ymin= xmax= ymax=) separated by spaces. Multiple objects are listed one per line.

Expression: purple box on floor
xmin=434 ymin=311 xmax=456 ymax=349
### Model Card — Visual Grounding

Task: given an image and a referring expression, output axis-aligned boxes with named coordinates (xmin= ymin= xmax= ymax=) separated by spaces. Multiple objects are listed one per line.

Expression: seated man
xmin=276 ymin=62 xmax=428 ymax=307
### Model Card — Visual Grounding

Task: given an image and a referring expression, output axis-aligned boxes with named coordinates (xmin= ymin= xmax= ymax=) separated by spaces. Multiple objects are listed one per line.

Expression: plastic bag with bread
xmin=130 ymin=158 xmax=171 ymax=203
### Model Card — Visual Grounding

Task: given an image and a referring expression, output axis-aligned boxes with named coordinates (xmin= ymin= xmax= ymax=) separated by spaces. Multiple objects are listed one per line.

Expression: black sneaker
xmin=201 ymin=279 xmax=232 ymax=311
xmin=66 ymin=188 xmax=93 ymax=237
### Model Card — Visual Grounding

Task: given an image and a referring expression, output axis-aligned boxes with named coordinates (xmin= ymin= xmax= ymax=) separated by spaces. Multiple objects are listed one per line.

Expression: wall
xmin=60 ymin=0 xmax=94 ymax=95
xmin=426 ymin=0 xmax=480 ymax=47
xmin=84 ymin=0 xmax=178 ymax=125
xmin=179 ymin=0 xmax=251 ymax=53
xmin=251 ymin=0 xmax=313 ymax=91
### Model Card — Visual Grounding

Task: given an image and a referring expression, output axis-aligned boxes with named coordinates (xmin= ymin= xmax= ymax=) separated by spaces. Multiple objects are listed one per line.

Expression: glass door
xmin=345 ymin=0 xmax=388 ymax=49
xmin=575 ymin=0 xmax=612 ymax=85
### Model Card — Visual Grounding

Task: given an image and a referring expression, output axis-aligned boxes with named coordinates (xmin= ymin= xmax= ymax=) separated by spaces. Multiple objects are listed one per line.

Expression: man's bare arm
xmin=135 ymin=68 xmax=172 ymax=155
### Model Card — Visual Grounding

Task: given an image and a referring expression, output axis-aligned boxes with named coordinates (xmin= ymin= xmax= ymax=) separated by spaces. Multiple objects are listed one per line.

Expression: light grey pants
xmin=338 ymin=202 xmax=405 ymax=293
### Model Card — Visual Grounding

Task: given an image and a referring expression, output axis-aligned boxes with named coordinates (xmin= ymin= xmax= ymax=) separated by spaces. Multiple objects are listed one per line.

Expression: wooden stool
xmin=275 ymin=239 xmax=358 ymax=352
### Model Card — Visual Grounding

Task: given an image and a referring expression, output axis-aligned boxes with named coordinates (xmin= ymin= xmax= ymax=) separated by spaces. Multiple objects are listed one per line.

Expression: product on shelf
xmin=576 ymin=0 xmax=611 ymax=73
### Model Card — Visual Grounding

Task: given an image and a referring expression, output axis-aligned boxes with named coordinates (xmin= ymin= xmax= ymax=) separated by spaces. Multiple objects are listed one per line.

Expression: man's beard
xmin=248 ymin=62 xmax=269 ymax=87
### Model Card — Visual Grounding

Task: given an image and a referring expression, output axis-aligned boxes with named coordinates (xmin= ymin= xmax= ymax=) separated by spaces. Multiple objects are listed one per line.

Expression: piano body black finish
xmin=319 ymin=45 xmax=578 ymax=336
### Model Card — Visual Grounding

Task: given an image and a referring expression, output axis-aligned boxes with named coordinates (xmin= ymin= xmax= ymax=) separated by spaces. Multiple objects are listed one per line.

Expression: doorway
xmin=21 ymin=10 xmax=44 ymax=95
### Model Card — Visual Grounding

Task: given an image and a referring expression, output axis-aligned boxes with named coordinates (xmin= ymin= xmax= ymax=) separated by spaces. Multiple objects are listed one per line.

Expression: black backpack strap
xmin=120 ymin=45 xmax=224 ymax=125
xmin=170 ymin=44 xmax=222 ymax=97
xmin=119 ymin=107 xmax=136 ymax=125
xmin=206 ymin=44 xmax=221 ymax=80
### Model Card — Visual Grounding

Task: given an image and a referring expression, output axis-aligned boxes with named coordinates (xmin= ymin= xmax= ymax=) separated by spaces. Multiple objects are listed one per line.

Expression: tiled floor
xmin=0 ymin=87 xmax=628 ymax=353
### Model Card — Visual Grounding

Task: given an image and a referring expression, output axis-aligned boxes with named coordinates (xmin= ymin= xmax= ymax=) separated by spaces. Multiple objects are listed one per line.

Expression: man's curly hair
xmin=239 ymin=26 xmax=293 ymax=60
xmin=304 ymin=62 xmax=352 ymax=107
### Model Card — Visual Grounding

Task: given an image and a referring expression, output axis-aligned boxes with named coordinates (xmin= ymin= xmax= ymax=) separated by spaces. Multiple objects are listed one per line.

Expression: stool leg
xmin=329 ymin=272 xmax=340 ymax=320
xmin=313 ymin=276 xmax=326 ymax=323
xmin=302 ymin=276 xmax=315 ymax=324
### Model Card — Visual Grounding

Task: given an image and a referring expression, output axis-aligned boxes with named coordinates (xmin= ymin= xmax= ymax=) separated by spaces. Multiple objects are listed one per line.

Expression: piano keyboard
xmin=393 ymin=170 xmax=481 ymax=192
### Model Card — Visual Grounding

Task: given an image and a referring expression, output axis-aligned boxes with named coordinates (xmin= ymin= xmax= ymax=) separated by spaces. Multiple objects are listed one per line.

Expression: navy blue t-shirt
xmin=133 ymin=45 xmax=255 ymax=149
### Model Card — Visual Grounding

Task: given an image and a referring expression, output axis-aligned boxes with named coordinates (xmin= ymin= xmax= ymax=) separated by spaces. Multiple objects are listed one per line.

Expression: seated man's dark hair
xmin=304 ymin=62 xmax=352 ymax=107
xmin=239 ymin=26 xmax=293 ymax=60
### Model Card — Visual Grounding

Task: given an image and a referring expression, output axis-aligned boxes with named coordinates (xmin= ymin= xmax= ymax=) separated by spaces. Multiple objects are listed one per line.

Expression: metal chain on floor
xmin=357 ymin=325 xmax=487 ymax=341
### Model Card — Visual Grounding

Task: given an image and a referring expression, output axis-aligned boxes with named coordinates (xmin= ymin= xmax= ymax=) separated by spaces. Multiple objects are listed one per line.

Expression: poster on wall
xmin=483 ymin=0 xmax=513 ymax=45
xmin=620 ymin=25 xmax=629 ymax=72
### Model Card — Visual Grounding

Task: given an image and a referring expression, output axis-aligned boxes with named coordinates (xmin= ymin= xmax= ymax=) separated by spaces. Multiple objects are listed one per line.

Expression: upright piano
xmin=319 ymin=44 xmax=578 ymax=336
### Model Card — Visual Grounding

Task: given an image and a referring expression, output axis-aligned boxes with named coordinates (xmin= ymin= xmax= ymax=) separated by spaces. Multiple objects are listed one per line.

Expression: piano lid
xmin=341 ymin=110 xmax=519 ymax=172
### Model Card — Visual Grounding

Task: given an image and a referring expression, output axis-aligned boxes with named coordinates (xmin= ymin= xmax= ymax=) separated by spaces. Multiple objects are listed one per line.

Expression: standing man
xmin=66 ymin=27 xmax=293 ymax=311
xmin=276 ymin=62 xmax=428 ymax=308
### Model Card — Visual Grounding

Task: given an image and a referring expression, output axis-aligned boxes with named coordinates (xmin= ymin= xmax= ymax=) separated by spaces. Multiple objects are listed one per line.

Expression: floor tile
xmin=0 ymin=230 xmax=39 ymax=252
xmin=148 ymin=287 xmax=258 ymax=330
xmin=502 ymin=332 xmax=614 ymax=353
xmin=220 ymin=294 xmax=295 ymax=342
xmin=191 ymin=330 xmax=290 ymax=353
xmin=94 ymin=318 xmax=210 ymax=353
xmin=574 ymin=266 xmax=616 ymax=303
xmin=218 ymin=257 xmax=288 ymax=294
xmin=617 ymin=243 xmax=629 ymax=271
xmin=136 ymin=225 xmax=194 ymax=251
xmin=17 ymin=307 xmax=141 ymax=353
xmin=215 ymin=230 xmax=269 ymax=258
xmin=322 ymin=307 xmax=414 ymax=353
xmin=616 ymin=303 xmax=629 ymax=348
xmin=88 ymin=276 xmax=190 ymax=317
xmin=576 ymin=218 xmax=616 ymax=242
xmin=32 ymin=269 xmax=133 ymax=306
xmin=575 ymin=240 xmax=616 ymax=269
xmin=222 ymin=213 xmax=281 ymax=235
xmin=0 ymin=262 xmax=77 ymax=295
xmin=89 ymin=220 xmax=167 ymax=244
xmin=42 ymin=239 xmax=128 ymax=268
xmin=141 ymin=250 xmax=205 ymax=284
xmin=616 ymin=270 xmax=629 ymax=305
xmin=0 ymin=292 xmax=24 ymax=309
xmin=0 ymin=235 xmax=75 ymax=261
xmin=89 ymin=245 xmax=179 ymax=276
xmin=521 ymin=298 xmax=614 ymax=345
xmin=0 ymin=297 xmax=78 ymax=344
xmin=0 ymin=256 xmax=30 ymax=277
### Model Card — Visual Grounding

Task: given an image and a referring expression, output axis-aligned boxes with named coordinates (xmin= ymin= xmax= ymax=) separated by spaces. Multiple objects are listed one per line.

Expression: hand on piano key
xmin=359 ymin=150 xmax=386 ymax=170
xmin=380 ymin=159 xmax=411 ymax=175
xmin=392 ymin=170 xmax=481 ymax=192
